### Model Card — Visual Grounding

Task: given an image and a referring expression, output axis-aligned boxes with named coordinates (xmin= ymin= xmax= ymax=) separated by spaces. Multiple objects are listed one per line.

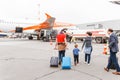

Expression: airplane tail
xmin=45 ymin=13 xmax=52 ymax=19
xmin=23 ymin=13 xmax=55 ymax=30
xmin=43 ymin=13 xmax=56 ymax=29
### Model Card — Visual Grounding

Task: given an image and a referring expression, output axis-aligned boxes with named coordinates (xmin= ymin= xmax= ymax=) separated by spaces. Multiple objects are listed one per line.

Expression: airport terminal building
xmin=77 ymin=19 xmax=120 ymax=36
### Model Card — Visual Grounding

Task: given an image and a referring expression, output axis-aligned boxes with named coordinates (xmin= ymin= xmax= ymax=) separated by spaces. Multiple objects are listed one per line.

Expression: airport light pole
xmin=38 ymin=4 xmax=40 ymax=20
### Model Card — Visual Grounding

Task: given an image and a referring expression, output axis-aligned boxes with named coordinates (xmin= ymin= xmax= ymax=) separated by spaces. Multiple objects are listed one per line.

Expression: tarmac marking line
xmin=32 ymin=66 xmax=103 ymax=80
xmin=72 ymin=69 xmax=103 ymax=80
xmin=33 ymin=69 xmax=61 ymax=80
xmin=0 ymin=57 xmax=48 ymax=61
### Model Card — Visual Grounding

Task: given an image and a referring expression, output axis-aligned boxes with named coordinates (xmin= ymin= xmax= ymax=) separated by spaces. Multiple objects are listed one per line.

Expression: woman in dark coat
xmin=82 ymin=32 xmax=93 ymax=65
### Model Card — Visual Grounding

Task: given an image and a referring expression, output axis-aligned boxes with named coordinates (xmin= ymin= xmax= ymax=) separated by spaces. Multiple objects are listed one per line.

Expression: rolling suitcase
xmin=62 ymin=56 xmax=71 ymax=69
xmin=108 ymin=57 xmax=118 ymax=69
xmin=50 ymin=57 xmax=58 ymax=67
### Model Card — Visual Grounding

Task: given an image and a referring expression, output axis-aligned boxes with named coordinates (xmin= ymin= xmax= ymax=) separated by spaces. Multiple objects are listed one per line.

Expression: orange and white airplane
xmin=0 ymin=13 xmax=75 ymax=38
xmin=10 ymin=13 xmax=55 ymax=33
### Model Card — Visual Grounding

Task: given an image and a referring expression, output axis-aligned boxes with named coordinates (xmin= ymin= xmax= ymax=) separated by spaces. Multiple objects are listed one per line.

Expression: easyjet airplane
xmin=0 ymin=13 xmax=75 ymax=39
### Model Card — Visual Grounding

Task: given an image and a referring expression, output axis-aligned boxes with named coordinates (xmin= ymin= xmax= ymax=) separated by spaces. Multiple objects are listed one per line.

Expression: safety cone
xmin=103 ymin=44 xmax=107 ymax=55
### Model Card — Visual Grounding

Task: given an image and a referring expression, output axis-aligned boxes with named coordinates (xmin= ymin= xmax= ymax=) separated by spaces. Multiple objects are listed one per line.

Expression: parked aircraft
xmin=0 ymin=13 xmax=75 ymax=39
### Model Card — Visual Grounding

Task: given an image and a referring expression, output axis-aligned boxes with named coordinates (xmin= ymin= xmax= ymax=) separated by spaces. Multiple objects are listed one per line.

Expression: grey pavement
xmin=0 ymin=38 xmax=120 ymax=80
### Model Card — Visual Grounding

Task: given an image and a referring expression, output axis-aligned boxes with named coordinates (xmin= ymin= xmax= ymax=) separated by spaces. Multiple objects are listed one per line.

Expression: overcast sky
xmin=0 ymin=0 xmax=120 ymax=24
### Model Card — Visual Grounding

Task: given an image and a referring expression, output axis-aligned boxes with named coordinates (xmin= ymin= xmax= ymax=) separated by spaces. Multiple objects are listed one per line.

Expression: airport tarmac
xmin=0 ymin=38 xmax=120 ymax=80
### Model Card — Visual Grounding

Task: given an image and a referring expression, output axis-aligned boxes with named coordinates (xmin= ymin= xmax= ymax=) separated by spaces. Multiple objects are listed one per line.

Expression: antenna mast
xmin=38 ymin=4 xmax=40 ymax=20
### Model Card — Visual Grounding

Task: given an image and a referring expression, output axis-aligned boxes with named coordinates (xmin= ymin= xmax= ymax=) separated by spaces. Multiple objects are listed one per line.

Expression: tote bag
xmin=84 ymin=47 xmax=92 ymax=54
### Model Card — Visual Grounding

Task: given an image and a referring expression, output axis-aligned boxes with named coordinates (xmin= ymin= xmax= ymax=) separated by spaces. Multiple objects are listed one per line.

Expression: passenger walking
xmin=71 ymin=36 xmax=76 ymax=43
xmin=104 ymin=28 xmax=120 ymax=75
xmin=54 ymin=30 xmax=67 ymax=65
xmin=82 ymin=32 xmax=92 ymax=65
xmin=73 ymin=44 xmax=80 ymax=66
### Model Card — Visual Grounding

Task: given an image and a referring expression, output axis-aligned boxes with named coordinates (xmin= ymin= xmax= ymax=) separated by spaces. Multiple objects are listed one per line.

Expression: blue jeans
xmin=107 ymin=50 xmax=120 ymax=72
xmin=85 ymin=54 xmax=91 ymax=64
xmin=58 ymin=50 xmax=65 ymax=63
